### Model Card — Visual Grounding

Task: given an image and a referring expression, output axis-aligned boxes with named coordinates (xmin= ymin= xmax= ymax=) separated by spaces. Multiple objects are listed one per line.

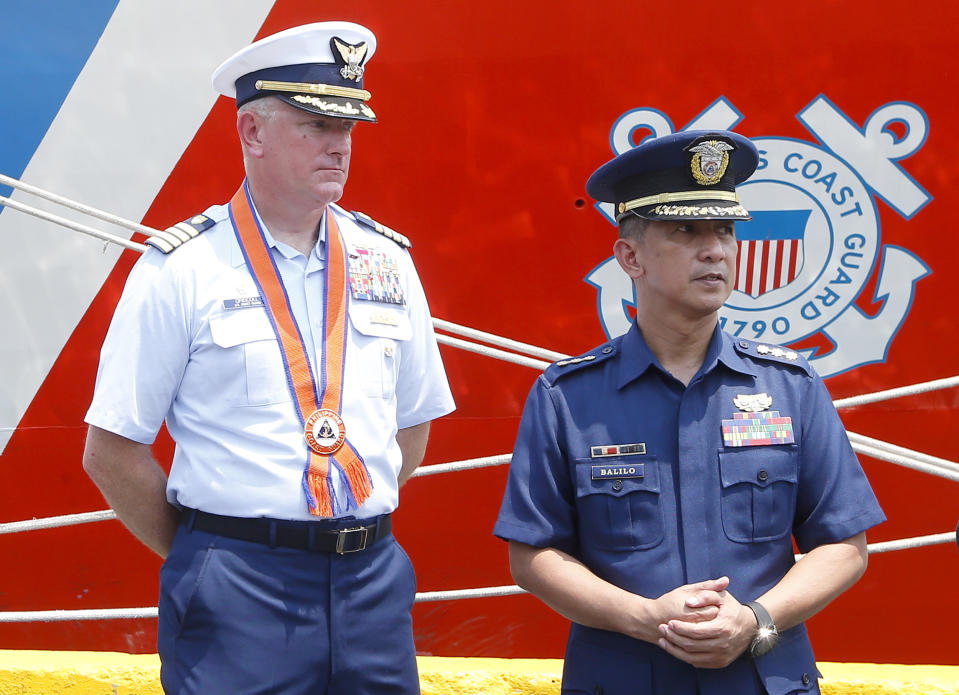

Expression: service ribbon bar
xmin=722 ymin=411 xmax=795 ymax=447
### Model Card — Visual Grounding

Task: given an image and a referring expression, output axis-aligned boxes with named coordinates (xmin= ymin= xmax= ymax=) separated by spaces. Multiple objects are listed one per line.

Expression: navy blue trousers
xmin=158 ymin=520 xmax=419 ymax=694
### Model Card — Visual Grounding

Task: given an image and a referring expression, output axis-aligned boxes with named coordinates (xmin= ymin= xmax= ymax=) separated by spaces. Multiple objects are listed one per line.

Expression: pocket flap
xmin=210 ymin=309 xmax=276 ymax=348
xmin=719 ymin=446 xmax=798 ymax=488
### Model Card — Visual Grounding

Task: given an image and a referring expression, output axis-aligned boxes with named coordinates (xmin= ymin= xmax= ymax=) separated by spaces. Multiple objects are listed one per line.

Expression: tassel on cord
xmin=305 ymin=457 xmax=335 ymax=517
xmin=333 ymin=462 xmax=357 ymax=512
xmin=340 ymin=448 xmax=373 ymax=508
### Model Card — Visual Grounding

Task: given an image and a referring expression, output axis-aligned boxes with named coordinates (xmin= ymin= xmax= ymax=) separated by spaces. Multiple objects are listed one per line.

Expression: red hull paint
xmin=1 ymin=0 xmax=957 ymax=665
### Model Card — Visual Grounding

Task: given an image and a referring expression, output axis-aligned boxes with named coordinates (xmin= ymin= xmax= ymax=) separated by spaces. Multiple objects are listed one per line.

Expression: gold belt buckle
xmin=335 ymin=526 xmax=369 ymax=554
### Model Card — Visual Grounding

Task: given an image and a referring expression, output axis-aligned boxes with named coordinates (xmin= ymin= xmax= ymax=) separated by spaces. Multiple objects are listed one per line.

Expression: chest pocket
xmin=573 ymin=457 xmax=664 ymax=551
xmin=347 ymin=300 xmax=412 ymax=398
xmin=718 ymin=445 xmax=798 ymax=543
xmin=209 ymin=309 xmax=291 ymax=407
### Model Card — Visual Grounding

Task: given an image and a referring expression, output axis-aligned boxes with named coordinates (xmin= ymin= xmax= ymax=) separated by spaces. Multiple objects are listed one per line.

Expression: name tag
xmin=591 ymin=464 xmax=645 ymax=480
xmin=223 ymin=296 xmax=264 ymax=310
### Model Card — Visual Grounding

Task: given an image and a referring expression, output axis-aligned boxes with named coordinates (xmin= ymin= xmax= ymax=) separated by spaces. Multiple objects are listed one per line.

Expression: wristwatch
xmin=745 ymin=600 xmax=780 ymax=658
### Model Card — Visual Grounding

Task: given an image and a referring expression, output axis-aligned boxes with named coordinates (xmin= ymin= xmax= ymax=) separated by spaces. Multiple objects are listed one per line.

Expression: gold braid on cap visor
xmin=617 ymin=190 xmax=741 ymax=215
xmin=254 ymin=80 xmax=372 ymax=102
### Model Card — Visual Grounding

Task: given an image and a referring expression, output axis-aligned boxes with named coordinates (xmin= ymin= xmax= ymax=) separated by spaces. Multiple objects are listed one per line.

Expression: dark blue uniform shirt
xmin=495 ymin=323 xmax=885 ymax=695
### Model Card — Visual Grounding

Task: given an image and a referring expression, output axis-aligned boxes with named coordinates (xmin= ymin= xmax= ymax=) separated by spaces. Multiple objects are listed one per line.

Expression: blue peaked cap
xmin=587 ymin=130 xmax=759 ymax=222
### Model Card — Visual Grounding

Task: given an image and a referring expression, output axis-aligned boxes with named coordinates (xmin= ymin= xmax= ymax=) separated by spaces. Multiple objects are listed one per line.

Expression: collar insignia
xmin=332 ymin=37 xmax=369 ymax=82
xmin=733 ymin=392 xmax=773 ymax=413
xmin=688 ymin=139 xmax=734 ymax=185
xmin=756 ymin=344 xmax=799 ymax=360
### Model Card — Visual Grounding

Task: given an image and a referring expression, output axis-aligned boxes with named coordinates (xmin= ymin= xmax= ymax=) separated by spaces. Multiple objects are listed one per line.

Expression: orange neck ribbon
xmin=229 ymin=182 xmax=373 ymax=516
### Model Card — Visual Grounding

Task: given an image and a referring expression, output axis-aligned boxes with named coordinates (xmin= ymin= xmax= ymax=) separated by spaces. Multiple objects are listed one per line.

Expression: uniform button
xmin=612 ymin=480 xmax=623 ymax=491
xmin=739 ymin=340 xmax=749 ymax=349
xmin=602 ymin=346 xmax=613 ymax=354
xmin=757 ymin=469 xmax=769 ymax=482
xmin=384 ymin=344 xmax=394 ymax=357
xmin=802 ymin=673 xmax=810 ymax=685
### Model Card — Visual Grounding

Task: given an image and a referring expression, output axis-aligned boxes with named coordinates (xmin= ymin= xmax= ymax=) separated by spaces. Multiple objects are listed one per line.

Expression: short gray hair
xmin=238 ymin=96 xmax=280 ymax=121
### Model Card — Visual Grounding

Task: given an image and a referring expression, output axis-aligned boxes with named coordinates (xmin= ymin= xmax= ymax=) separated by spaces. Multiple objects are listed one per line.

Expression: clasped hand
xmin=651 ymin=576 xmax=757 ymax=669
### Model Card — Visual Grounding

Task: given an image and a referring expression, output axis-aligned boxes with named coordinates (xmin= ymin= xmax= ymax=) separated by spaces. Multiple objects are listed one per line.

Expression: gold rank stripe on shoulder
xmin=555 ymin=354 xmax=596 ymax=367
xmin=145 ymin=214 xmax=214 ymax=254
xmin=351 ymin=210 xmax=411 ymax=249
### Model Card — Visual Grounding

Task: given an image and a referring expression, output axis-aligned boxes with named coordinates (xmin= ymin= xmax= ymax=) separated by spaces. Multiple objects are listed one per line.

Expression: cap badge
xmin=332 ymin=37 xmax=368 ymax=82
xmin=733 ymin=392 xmax=773 ymax=413
xmin=689 ymin=139 xmax=734 ymax=186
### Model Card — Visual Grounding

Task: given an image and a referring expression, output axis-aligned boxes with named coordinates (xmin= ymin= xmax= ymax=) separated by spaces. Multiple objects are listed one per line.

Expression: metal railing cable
xmin=865 ymin=531 xmax=958 ymax=554
xmin=833 ymin=375 xmax=959 ymax=409
xmin=432 ymin=318 xmax=569 ymax=363
xmin=0 ymin=172 xmax=158 ymax=240
xmin=846 ymin=432 xmax=959 ymax=483
xmin=1 ymin=529 xmax=954 ymax=623
xmin=410 ymin=454 xmax=511 ymax=478
xmin=434 ymin=332 xmax=553 ymax=371
xmin=0 ymin=509 xmax=118 ymax=535
xmin=0 ymin=192 xmax=149 ymax=252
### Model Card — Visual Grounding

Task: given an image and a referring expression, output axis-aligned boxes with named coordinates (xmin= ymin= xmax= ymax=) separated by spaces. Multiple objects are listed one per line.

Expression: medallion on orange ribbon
xmin=304 ymin=409 xmax=346 ymax=454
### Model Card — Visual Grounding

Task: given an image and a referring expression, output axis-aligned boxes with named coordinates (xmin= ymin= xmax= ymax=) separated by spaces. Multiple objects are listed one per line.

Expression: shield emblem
xmin=734 ymin=210 xmax=810 ymax=298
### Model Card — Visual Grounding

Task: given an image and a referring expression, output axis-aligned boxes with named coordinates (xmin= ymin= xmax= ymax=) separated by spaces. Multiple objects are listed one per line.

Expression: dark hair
xmin=618 ymin=214 xmax=649 ymax=240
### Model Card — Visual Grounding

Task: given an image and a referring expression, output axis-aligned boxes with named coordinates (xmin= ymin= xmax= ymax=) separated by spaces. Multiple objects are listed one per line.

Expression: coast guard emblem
xmin=688 ymin=139 xmax=733 ymax=185
xmin=332 ymin=37 xmax=368 ymax=82
xmin=587 ymin=96 xmax=932 ymax=378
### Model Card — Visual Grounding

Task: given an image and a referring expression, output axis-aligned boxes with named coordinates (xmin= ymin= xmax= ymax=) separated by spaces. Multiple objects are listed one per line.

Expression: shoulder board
xmin=733 ymin=338 xmax=814 ymax=376
xmin=544 ymin=343 xmax=617 ymax=384
xmin=351 ymin=210 xmax=411 ymax=249
xmin=145 ymin=214 xmax=215 ymax=254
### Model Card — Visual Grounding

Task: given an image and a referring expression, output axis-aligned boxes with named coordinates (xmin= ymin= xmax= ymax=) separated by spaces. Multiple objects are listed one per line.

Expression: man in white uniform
xmin=83 ymin=22 xmax=455 ymax=695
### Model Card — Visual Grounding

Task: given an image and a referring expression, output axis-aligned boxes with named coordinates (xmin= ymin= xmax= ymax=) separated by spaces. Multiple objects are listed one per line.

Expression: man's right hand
xmin=83 ymin=425 xmax=179 ymax=558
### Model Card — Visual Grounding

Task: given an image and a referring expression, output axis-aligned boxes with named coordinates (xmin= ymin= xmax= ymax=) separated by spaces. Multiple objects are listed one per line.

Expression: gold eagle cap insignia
xmin=332 ymin=37 xmax=368 ymax=82
xmin=689 ymin=139 xmax=734 ymax=185
xmin=733 ymin=393 xmax=773 ymax=413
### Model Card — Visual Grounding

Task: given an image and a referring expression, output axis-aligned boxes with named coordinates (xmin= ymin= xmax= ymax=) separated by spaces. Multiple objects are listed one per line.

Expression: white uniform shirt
xmin=86 ymin=201 xmax=455 ymax=519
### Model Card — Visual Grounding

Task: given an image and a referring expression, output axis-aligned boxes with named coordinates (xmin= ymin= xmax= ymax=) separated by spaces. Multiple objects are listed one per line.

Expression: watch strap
xmin=746 ymin=600 xmax=774 ymax=629
xmin=745 ymin=600 xmax=779 ymax=657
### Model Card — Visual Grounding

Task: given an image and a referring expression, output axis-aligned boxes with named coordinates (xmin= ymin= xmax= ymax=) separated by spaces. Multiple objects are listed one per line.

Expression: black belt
xmin=183 ymin=508 xmax=392 ymax=554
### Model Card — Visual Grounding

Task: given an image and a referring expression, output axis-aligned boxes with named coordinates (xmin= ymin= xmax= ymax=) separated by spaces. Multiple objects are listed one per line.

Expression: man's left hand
xmin=656 ymin=589 xmax=756 ymax=668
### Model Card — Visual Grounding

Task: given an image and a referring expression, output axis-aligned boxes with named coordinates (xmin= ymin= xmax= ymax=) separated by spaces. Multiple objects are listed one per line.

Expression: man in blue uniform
xmin=495 ymin=130 xmax=885 ymax=694
xmin=83 ymin=22 xmax=454 ymax=694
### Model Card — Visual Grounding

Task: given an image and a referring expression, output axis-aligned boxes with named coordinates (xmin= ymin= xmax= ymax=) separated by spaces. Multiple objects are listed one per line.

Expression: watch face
xmin=746 ymin=601 xmax=779 ymax=658
xmin=750 ymin=626 xmax=780 ymax=658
